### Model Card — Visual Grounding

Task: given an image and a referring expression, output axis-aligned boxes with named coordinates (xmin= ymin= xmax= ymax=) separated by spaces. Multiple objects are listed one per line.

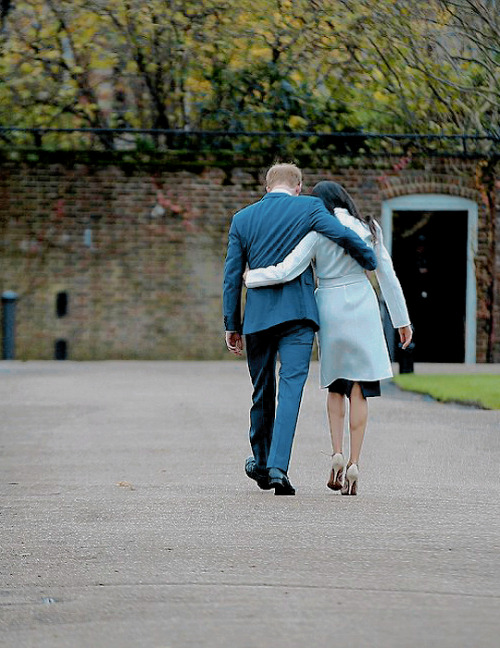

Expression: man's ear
xmin=266 ymin=185 xmax=271 ymax=193
xmin=295 ymin=182 xmax=302 ymax=195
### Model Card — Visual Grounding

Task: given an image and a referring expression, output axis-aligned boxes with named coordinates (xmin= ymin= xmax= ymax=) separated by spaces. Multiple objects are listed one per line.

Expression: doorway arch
xmin=381 ymin=194 xmax=478 ymax=363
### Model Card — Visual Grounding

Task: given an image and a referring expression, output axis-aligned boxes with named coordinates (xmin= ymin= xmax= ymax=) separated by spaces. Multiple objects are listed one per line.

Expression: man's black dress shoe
xmin=267 ymin=467 xmax=296 ymax=496
xmin=245 ymin=457 xmax=271 ymax=490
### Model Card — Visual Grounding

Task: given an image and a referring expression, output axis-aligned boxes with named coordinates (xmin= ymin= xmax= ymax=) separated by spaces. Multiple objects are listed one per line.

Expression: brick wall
xmin=0 ymin=151 xmax=498 ymax=361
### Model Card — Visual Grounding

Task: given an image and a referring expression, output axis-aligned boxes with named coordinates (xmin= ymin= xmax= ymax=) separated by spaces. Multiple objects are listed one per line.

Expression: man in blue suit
xmin=223 ymin=163 xmax=377 ymax=495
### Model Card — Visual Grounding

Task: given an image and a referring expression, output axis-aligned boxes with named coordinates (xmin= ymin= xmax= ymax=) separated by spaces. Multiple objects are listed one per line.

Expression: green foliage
xmin=393 ymin=374 xmax=500 ymax=410
xmin=0 ymin=0 xmax=498 ymax=146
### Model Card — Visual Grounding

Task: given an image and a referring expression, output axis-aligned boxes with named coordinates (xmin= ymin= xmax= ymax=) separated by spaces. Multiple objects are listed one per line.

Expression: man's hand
xmin=225 ymin=331 xmax=244 ymax=356
xmin=398 ymin=325 xmax=413 ymax=350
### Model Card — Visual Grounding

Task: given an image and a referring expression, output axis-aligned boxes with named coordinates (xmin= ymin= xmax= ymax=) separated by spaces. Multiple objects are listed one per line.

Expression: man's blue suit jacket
xmin=223 ymin=192 xmax=377 ymax=335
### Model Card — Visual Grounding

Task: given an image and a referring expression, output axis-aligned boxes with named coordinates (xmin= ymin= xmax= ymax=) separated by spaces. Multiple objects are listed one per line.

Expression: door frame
xmin=381 ymin=194 xmax=478 ymax=363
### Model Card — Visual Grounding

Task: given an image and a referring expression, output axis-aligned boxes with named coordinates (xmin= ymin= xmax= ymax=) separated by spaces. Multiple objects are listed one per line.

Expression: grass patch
xmin=392 ymin=374 xmax=500 ymax=410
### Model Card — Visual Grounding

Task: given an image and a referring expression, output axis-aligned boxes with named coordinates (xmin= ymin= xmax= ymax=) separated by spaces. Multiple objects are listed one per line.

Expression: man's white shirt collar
xmin=269 ymin=187 xmax=294 ymax=196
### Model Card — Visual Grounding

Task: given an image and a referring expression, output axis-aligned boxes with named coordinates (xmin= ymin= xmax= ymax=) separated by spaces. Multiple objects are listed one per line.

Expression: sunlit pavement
xmin=1 ymin=361 xmax=499 ymax=648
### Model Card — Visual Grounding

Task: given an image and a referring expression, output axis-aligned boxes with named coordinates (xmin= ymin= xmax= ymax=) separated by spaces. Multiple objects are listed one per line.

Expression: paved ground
xmin=1 ymin=361 xmax=499 ymax=648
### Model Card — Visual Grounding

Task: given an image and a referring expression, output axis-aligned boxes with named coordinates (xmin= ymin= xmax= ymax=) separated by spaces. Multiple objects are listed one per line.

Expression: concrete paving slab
xmin=1 ymin=361 xmax=499 ymax=648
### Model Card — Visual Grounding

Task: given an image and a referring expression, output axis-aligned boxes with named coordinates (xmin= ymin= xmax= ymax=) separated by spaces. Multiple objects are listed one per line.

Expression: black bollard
xmin=398 ymin=341 xmax=415 ymax=374
xmin=2 ymin=291 xmax=18 ymax=360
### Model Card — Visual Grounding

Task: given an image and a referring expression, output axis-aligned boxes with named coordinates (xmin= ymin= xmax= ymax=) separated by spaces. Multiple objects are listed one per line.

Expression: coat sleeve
xmin=374 ymin=223 xmax=411 ymax=328
xmin=245 ymin=232 xmax=318 ymax=287
xmin=310 ymin=202 xmax=377 ymax=271
xmin=223 ymin=220 xmax=246 ymax=332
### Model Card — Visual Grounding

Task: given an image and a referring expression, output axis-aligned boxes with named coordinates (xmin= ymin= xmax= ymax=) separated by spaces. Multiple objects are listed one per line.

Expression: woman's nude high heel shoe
xmin=327 ymin=453 xmax=346 ymax=491
xmin=341 ymin=463 xmax=359 ymax=496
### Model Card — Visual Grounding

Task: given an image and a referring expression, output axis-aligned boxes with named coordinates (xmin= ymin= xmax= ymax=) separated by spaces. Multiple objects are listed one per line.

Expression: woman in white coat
xmin=245 ymin=181 xmax=412 ymax=495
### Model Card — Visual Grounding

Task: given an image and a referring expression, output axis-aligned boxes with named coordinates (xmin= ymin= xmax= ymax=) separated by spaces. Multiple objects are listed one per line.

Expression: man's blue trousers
xmin=245 ymin=320 xmax=315 ymax=472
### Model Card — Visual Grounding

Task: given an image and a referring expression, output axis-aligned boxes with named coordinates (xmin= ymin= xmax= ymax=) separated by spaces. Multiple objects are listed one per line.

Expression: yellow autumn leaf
xmin=19 ymin=62 xmax=33 ymax=75
xmin=373 ymin=90 xmax=388 ymax=103
xmin=43 ymin=50 xmax=60 ymax=61
xmin=288 ymin=115 xmax=307 ymax=130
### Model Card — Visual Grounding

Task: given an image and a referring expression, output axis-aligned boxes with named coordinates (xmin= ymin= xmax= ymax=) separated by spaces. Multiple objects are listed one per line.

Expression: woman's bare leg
xmin=326 ymin=391 xmax=347 ymax=490
xmin=327 ymin=392 xmax=345 ymax=455
xmin=347 ymin=382 xmax=368 ymax=465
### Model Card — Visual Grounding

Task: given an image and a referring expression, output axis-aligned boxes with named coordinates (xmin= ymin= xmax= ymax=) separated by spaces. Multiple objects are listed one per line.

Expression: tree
xmin=334 ymin=0 xmax=499 ymax=139
xmin=0 ymin=0 xmax=118 ymax=147
xmin=0 ymin=0 xmax=371 ymax=142
xmin=0 ymin=0 xmax=498 ymax=148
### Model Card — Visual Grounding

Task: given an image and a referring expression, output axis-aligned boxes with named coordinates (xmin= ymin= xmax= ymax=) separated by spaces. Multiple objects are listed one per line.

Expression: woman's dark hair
xmin=311 ymin=180 xmax=377 ymax=242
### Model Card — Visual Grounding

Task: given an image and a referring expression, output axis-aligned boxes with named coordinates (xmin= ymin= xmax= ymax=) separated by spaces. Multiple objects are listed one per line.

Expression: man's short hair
xmin=266 ymin=163 xmax=302 ymax=189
